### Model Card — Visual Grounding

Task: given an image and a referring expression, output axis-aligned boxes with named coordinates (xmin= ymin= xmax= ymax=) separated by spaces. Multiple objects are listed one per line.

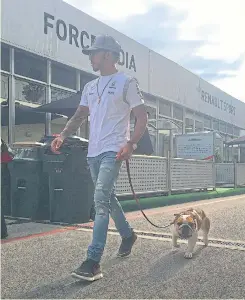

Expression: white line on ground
xmin=76 ymin=227 xmax=245 ymax=251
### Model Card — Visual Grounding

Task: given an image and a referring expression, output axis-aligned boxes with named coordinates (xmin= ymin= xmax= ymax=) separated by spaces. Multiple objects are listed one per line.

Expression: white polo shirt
xmin=80 ymin=72 xmax=144 ymax=157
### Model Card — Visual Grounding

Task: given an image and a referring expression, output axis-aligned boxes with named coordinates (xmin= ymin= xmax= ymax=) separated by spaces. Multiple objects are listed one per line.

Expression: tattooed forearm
xmin=60 ymin=106 xmax=89 ymax=140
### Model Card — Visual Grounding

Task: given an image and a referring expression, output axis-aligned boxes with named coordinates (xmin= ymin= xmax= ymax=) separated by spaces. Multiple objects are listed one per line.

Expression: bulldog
xmin=171 ymin=208 xmax=210 ymax=259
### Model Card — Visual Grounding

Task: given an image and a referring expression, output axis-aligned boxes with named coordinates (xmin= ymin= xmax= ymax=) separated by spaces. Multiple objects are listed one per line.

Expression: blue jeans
xmin=87 ymin=151 xmax=133 ymax=262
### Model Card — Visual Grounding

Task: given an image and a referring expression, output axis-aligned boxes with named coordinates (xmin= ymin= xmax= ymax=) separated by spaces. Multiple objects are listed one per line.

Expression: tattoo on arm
xmin=60 ymin=106 xmax=89 ymax=139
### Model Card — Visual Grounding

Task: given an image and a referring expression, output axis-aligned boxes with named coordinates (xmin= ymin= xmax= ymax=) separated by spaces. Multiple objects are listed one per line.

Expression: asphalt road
xmin=1 ymin=194 xmax=245 ymax=299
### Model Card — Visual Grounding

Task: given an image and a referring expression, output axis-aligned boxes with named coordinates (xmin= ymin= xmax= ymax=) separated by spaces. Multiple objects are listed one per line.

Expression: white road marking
xmin=76 ymin=227 xmax=245 ymax=251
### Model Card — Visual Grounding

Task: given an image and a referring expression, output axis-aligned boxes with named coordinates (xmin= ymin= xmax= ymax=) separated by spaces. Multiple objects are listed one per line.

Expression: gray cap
xmin=82 ymin=35 xmax=121 ymax=55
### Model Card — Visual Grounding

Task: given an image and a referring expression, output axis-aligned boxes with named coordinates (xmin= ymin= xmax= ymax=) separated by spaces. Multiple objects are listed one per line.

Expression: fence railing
xmin=216 ymin=163 xmax=245 ymax=187
xmin=216 ymin=163 xmax=234 ymax=185
xmin=171 ymin=158 xmax=215 ymax=191
xmin=236 ymin=163 xmax=245 ymax=187
xmin=116 ymin=156 xmax=245 ymax=196
xmin=115 ymin=156 xmax=168 ymax=195
xmin=115 ymin=155 xmax=215 ymax=196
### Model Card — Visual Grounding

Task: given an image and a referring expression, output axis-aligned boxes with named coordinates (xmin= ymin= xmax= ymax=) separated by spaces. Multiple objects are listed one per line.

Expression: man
xmin=51 ymin=35 xmax=148 ymax=281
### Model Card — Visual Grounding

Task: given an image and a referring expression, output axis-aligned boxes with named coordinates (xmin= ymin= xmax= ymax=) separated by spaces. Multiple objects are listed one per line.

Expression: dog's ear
xmin=173 ymin=213 xmax=181 ymax=222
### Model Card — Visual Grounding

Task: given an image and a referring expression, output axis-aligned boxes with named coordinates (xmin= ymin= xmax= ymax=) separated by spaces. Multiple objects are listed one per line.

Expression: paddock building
xmin=1 ymin=0 xmax=245 ymax=161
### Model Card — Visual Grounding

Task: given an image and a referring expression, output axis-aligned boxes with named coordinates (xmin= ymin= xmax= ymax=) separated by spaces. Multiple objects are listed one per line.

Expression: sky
xmin=64 ymin=0 xmax=245 ymax=102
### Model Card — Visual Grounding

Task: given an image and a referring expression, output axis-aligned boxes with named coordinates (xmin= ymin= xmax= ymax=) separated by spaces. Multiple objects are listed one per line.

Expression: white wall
xmin=1 ymin=0 xmax=245 ymax=129
xmin=149 ymin=51 xmax=243 ymax=128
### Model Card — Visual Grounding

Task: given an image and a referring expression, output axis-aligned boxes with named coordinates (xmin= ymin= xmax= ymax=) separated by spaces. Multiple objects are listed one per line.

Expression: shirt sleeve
xmin=126 ymin=78 xmax=145 ymax=109
xmin=79 ymin=83 xmax=89 ymax=107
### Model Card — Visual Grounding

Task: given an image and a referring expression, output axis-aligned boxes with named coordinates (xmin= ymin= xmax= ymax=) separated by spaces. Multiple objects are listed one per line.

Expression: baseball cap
xmin=82 ymin=35 xmax=121 ymax=55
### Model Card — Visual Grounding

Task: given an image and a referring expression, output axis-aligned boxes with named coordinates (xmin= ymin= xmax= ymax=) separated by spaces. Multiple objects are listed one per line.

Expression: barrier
xmin=236 ymin=163 xmax=245 ymax=187
xmin=116 ymin=156 xmax=245 ymax=196
xmin=215 ymin=163 xmax=245 ymax=187
xmin=115 ymin=155 xmax=168 ymax=196
xmin=116 ymin=155 xmax=215 ymax=196
xmin=171 ymin=158 xmax=215 ymax=191
xmin=216 ymin=163 xmax=234 ymax=185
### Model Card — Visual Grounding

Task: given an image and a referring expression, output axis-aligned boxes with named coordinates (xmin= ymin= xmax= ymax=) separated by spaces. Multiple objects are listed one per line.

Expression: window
xmin=143 ymin=94 xmax=157 ymax=119
xmin=1 ymin=74 xmax=9 ymax=100
xmin=174 ymin=120 xmax=183 ymax=132
xmin=1 ymin=44 xmax=10 ymax=72
xmin=15 ymin=49 xmax=47 ymax=82
xmin=51 ymin=87 xmax=75 ymax=102
xmin=227 ymin=124 xmax=233 ymax=135
xmin=148 ymin=120 xmax=157 ymax=131
xmin=149 ymin=134 xmax=156 ymax=154
xmin=50 ymin=89 xmax=76 ymax=138
xmin=185 ymin=118 xmax=194 ymax=133
xmin=15 ymin=78 xmax=46 ymax=105
xmin=144 ymin=94 xmax=157 ymax=109
xmin=158 ymin=132 xmax=170 ymax=157
xmin=219 ymin=121 xmax=226 ymax=133
xmin=52 ymin=62 xmax=76 ymax=90
xmin=145 ymin=105 xmax=156 ymax=119
xmin=1 ymin=75 xmax=9 ymax=133
xmin=195 ymin=120 xmax=203 ymax=132
xmin=13 ymin=79 xmax=46 ymax=143
xmin=204 ymin=116 xmax=211 ymax=129
xmin=233 ymin=127 xmax=240 ymax=137
xmin=173 ymin=105 xmax=183 ymax=120
xmin=213 ymin=119 xmax=219 ymax=131
xmin=80 ymin=72 xmax=96 ymax=91
xmin=159 ymin=100 xmax=171 ymax=117
xmin=186 ymin=109 xmax=194 ymax=116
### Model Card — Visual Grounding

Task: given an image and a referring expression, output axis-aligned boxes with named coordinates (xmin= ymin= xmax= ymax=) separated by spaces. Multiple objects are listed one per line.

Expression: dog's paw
xmin=184 ymin=252 xmax=193 ymax=259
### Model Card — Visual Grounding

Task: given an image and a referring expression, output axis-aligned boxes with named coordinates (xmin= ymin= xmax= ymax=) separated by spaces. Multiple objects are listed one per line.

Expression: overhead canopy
xmin=34 ymin=93 xmax=81 ymax=117
xmin=226 ymin=135 xmax=245 ymax=146
xmin=1 ymin=102 xmax=61 ymax=126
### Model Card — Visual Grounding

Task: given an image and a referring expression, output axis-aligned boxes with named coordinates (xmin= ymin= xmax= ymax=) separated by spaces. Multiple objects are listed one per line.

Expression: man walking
xmin=51 ymin=35 xmax=147 ymax=281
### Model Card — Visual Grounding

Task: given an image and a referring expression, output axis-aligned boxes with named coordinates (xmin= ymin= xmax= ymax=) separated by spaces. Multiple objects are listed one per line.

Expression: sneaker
xmin=117 ymin=231 xmax=137 ymax=257
xmin=71 ymin=259 xmax=103 ymax=282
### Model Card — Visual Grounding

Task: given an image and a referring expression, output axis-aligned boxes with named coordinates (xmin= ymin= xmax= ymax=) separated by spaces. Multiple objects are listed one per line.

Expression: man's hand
xmin=116 ymin=143 xmax=134 ymax=161
xmin=51 ymin=136 xmax=64 ymax=154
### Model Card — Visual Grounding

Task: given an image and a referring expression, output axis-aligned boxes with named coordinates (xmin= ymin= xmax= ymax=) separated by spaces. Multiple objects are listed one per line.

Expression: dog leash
xmin=125 ymin=159 xmax=174 ymax=229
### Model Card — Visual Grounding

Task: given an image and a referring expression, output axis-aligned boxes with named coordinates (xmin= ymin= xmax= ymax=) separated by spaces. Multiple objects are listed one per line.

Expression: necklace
xmin=96 ymin=76 xmax=114 ymax=104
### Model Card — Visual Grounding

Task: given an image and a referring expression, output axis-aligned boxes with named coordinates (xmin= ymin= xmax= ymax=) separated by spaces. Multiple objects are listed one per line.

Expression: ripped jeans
xmin=87 ymin=151 xmax=133 ymax=262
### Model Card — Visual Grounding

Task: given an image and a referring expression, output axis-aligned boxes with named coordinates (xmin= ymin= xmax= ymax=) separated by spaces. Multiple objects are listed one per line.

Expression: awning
xmin=34 ymin=93 xmax=81 ymax=117
xmin=225 ymin=135 xmax=245 ymax=146
xmin=1 ymin=102 xmax=61 ymax=126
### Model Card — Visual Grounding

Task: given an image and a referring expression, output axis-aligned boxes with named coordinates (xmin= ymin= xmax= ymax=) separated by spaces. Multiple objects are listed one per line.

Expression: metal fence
xmin=171 ymin=159 xmax=214 ymax=191
xmin=115 ymin=155 xmax=215 ymax=196
xmin=116 ymin=156 xmax=245 ymax=196
xmin=216 ymin=163 xmax=235 ymax=185
xmin=236 ymin=163 xmax=245 ymax=187
xmin=115 ymin=156 xmax=168 ymax=195
xmin=216 ymin=163 xmax=245 ymax=187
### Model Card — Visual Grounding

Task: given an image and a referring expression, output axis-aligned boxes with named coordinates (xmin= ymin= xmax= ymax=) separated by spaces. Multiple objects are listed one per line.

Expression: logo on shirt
xmin=109 ymin=81 xmax=117 ymax=89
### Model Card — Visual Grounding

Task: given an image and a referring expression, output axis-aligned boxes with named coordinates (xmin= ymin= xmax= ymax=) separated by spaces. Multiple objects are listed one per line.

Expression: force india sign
xmin=44 ymin=12 xmax=137 ymax=73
